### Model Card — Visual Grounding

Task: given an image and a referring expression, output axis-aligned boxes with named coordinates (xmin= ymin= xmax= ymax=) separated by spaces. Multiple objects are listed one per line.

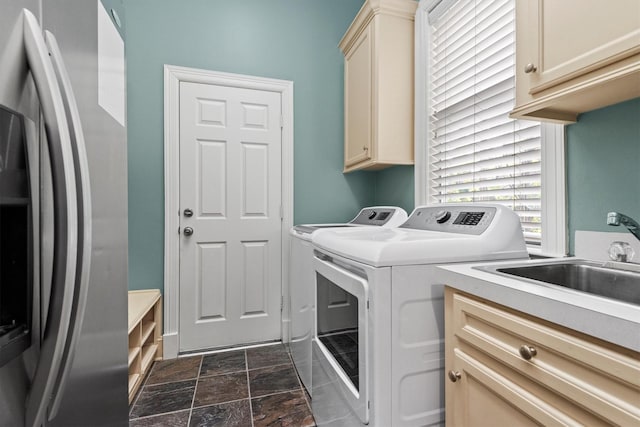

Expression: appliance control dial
xmin=435 ymin=210 xmax=451 ymax=224
xmin=368 ymin=211 xmax=377 ymax=220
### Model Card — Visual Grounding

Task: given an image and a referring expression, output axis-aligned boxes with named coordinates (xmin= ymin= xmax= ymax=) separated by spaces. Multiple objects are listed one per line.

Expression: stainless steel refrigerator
xmin=0 ymin=1 xmax=129 ymax=425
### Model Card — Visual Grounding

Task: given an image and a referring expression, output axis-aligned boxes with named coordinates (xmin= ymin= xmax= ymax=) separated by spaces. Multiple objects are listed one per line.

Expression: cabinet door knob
xmin=184 ymin=208 xmax=193 ymax=217
xmin=183 ymin=226 xmax=194 ymax=237
xmin=363 ymin=146 xmax=368 ymax=151
xmin=448 ymin=370 xmax=462 ymax=382
xmin=524 ymin=63 xmax=537 ymax=74
xmin=519 ymin=345 xmax=537 ymax=360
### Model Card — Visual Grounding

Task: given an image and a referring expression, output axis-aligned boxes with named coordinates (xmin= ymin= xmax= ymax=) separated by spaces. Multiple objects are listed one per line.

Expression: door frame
xmin=163 ymin=64 xmax=294 ymax=358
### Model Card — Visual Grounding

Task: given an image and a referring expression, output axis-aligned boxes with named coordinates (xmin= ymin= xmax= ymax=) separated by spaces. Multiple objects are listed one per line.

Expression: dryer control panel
xmin=350 ymin=207 xmax=406 ymax=226
xmin=400 ymin=205 xmax=497 ymax=235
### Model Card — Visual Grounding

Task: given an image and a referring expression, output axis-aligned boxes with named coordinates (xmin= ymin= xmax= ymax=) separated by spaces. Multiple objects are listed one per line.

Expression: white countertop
xmin=436 ymin=257 xmax=640 ymax=352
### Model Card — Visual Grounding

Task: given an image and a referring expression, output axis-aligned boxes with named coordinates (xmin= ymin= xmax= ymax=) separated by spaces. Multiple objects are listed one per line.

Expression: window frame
xmin=414 ymin=0 xmax=567 ymax=256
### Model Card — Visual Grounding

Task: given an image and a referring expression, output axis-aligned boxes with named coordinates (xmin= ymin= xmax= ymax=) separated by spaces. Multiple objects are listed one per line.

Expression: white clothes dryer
xmin=310 ymin=204 xmax=529 ymax=426
xmin=288 ymin=207 xmax=408 ymax=397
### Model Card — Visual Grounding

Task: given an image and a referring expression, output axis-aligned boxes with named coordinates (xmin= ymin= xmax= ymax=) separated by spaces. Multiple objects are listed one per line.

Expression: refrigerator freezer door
xmin=21 ymin=9 xmax=80 ymax=427
xmin=0 ymin=3 xmax=40 ymax=425
xmin=44 ymin=30 xmax=93 ymax=422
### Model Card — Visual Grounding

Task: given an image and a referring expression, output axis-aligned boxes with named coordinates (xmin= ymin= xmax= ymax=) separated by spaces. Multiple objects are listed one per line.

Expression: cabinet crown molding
xmin=339 ymin=0 xmax=417 ymax=54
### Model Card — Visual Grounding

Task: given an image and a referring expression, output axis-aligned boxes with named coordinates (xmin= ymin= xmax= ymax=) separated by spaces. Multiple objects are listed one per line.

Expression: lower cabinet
xmin=444 ymin=287 xmax=640 ymax=426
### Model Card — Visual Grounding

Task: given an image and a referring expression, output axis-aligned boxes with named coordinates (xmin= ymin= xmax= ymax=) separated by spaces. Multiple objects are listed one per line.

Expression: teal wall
xmin=125 ymin=0 xmax=370 ymax=291
xmin=566 ymin=98 xmax=640 ymax=254
xmin=373 ymin=166 xmax=415 ymax=214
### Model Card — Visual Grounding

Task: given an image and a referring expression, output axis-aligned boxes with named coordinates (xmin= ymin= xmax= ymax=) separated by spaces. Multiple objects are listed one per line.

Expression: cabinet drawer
xmin=449 ymin=346 xmax=609 ymax=426
xmin=450 ymin=291 xmax=640 ymax=425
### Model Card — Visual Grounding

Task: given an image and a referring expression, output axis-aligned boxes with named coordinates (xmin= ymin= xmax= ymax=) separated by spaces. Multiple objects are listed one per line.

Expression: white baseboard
xmin=162 ymin=332 xmax=179 ymax=359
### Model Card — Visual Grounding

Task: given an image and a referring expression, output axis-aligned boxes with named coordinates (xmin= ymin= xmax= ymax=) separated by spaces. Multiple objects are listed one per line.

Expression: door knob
xmin=184 ymin=208 xmax=193 ymax=217
xmin=183 ymin=227 xmax=194 ymax=236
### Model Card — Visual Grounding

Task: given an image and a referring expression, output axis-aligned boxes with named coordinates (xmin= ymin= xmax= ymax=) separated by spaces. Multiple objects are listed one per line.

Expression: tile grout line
xmin=129 ymin=358 xmax=156 ymax=416
xmin=245 ymin=349 xmax=255 ymax=427
xmin=129 ymin=379 xmax=197 ymax=421
xmin=246 ymin=360 xmax=294 ymax=372
xmin=131 ymin=408 xmax=191 ymax=422
xmin=188 ymin=387 xmax=303 ymax=412
xmin=289 ymin=351 xmax=314 ymax=416
xmin=187 ymin=355 xmax=204 ymax=426
xmin=139 ymin=375 xmax=199 ymax=388
xmin=190 ymin=395 xmax=254 ymax=411
xmin=251 ymin=346 xmax=314 ymax=426
xmin=288 ymin=350 xmax=315 ymax=424
xmin=246 ymin=387 xmax=305 ymax=402
xmin=196 ymin=367 xmax=248 ymax=379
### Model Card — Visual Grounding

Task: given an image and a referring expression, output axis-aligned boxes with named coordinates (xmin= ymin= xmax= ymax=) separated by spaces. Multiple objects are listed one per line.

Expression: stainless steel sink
xmin=480 ymin=260 xmax=640 ymax=305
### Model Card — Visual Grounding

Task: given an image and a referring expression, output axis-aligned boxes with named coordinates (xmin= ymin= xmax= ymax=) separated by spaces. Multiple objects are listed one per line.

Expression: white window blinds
xmin=427 ymin=0 xmax=542 ymax=245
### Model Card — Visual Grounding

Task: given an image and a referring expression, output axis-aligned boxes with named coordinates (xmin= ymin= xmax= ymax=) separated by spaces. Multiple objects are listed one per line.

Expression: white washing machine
xmin=288 ymin=207 xmax=408 ymax=397
xmin=310 ymin=204 xmax=529 ymax=426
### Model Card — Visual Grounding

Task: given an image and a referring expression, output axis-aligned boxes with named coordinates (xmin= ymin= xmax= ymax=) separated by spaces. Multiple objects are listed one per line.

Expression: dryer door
xmin=313 ymin=253 xmax=369 ymax=424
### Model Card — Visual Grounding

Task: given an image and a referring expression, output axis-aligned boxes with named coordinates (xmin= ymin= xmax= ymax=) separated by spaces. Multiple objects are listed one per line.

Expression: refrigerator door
xmin=21 ymin=9 xmax=81 ymax=427
xmin=42 ymin=1 xmax=129 ymax=425
xmin=0 ymin=4 xmax=40 ymax=425
xmin=44 ymin=30 xmax=93 ymax=421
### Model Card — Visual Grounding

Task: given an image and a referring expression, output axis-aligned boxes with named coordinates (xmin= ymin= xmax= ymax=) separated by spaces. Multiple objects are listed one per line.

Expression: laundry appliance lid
xmin=312 ymin=204 xmax=529 ymax=267
xmin=291 ymin=206 xmax=408 ymax=239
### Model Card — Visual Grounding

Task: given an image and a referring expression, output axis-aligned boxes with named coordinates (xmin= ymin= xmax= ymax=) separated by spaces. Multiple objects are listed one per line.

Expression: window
xmin=415 ymin=0 xmax=566 ymax=255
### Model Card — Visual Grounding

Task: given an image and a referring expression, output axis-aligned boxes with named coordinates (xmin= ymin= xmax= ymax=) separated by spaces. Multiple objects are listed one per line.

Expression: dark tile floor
xmin=129 ymin=343 xmax=315 ymax=427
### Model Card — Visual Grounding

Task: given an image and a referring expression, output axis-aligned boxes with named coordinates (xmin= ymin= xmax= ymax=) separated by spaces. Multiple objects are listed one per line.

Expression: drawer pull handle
xmin=448 ymin=370 xmax=461 ymax=382
xmin=519 ymin=345 xmax=537 ymax=360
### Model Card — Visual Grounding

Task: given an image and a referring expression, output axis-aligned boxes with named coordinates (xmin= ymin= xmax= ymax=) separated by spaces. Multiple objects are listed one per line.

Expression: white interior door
xmin=178 ymin=81 xmax=282 ymax=352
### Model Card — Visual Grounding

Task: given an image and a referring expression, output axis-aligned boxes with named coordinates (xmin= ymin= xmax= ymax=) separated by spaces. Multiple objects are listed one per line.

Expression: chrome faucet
xmin=607 ymin=212 xmax=640 ymax=241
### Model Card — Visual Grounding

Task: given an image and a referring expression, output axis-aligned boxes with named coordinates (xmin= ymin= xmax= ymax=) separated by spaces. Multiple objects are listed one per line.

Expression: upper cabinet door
xmin=512 ymin=0 xmax=640 ymax=123
xmin=527 ymin=0 xmax=640 ymax=94
xmin=340 ymin=0 xmax=416 ymax=173
xmin=344 ymin=24 xmax=373 ymax=169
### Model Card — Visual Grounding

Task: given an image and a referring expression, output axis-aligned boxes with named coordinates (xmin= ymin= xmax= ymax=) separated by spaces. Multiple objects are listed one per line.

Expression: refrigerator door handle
xmin=21 ymin=9 xmax=79 ymax=427
xmin=44 ymin=30 xmax=93 ymax=422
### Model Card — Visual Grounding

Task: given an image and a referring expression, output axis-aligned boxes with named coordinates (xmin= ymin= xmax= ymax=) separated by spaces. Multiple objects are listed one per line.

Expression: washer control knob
xmin=435 ymin=210 xmax=451 ymax=224
xmin=368 ymin=211 xmax=377 ymax=220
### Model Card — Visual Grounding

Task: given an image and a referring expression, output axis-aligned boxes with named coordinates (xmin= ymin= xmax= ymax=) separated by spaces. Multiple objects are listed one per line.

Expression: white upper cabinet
xmin=511 ymin=0 xmax=640 ymax=123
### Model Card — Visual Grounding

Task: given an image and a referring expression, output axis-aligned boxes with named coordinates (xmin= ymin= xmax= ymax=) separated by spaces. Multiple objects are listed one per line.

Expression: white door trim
xmin=163 ymin=64 xmax=294 ymax=358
